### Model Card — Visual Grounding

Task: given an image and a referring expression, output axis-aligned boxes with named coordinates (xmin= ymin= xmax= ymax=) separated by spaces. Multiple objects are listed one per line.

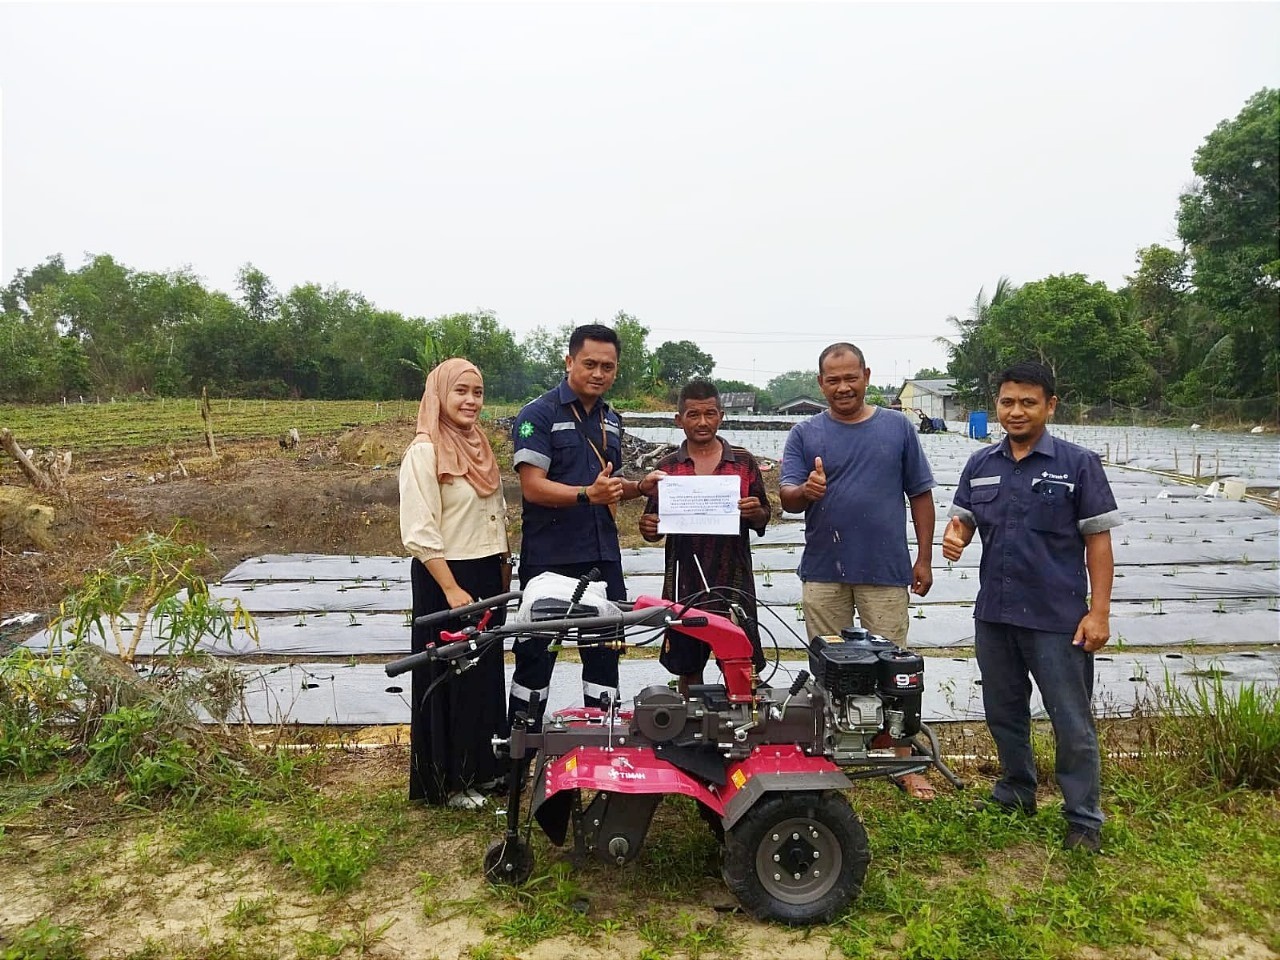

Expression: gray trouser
xmin=975 ymin=619 xmax=1103 ymax=829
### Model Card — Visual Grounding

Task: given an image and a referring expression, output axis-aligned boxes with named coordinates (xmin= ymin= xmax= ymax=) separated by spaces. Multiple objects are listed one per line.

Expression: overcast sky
xmin=2 ymin=2 xmax=1277 ymax=388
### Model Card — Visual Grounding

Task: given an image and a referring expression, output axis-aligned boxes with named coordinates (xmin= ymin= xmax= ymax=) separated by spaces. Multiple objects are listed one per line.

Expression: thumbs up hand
xmin=941 ymin=516 xmax=972 ymax=562
xmin=803 ymin=456 xmax=827 ymax=502
xmin=588 ymin=462 xmax=625 ymax=504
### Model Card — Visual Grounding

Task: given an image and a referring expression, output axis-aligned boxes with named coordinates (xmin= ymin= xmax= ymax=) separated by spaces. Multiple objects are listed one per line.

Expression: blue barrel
xmin=967 ymin=411 xmax=989 ymax=439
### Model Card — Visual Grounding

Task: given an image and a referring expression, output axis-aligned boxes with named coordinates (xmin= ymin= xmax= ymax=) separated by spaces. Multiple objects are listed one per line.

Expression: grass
xmin=2 ymin=737 xmax=1277 ymax=959
xmin=2 ymin=626 xmax=1276 ymax=959
xmin=1158 ymin=675 xmax=1280 ymax=789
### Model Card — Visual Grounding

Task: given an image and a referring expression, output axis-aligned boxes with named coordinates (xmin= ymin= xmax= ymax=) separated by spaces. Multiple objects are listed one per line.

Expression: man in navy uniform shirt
xmin=510 ymin=323 xmax=662 ymax=723
xmin=944 ymin=361 xmax=1121 ymax=853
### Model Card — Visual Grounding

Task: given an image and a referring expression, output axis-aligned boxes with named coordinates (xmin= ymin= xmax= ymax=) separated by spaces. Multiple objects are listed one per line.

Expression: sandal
xmin=447 ymin=790 xmax=487 ymax=810
xmin=893 ymin=772 xmax=936 ymax=801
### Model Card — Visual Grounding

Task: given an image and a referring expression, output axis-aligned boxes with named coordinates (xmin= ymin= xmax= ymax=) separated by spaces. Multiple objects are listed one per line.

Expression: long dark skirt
xmin=409 ymin=555 xmax=510 ymax=804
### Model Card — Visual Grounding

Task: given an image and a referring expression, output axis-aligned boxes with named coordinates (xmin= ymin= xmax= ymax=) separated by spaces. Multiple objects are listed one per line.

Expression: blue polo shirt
xmin=780 ymin=407 xmax=935 ymax=587
xmin=949 ymin=430 xmax=1122 ymax=633
xmin=512 ymin=380 xmax=624 ymax=567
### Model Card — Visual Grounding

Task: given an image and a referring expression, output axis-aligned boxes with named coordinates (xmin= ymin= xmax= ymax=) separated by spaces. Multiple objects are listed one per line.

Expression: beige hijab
xmin=409 ymin=358 xmax=500 ymax=498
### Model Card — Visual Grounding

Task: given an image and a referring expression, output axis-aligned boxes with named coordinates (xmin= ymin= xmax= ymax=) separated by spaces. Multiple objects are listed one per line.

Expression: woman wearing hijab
xmin=400 ymin=358 xmax=510 ymax=808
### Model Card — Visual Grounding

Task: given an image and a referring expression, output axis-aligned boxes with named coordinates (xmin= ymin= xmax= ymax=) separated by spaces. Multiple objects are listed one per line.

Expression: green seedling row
xmin=0 ymin=399 xmax=520 ymax=456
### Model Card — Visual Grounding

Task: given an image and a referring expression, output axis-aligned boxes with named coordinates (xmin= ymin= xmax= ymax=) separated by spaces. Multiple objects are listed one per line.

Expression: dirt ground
xmin=4 ymin=427 xmax=1277 ymax=960
xmin=0 ymin=421 xmax=692 ymax=625
xmin=1 ymin=427 xmax=476 ymax=621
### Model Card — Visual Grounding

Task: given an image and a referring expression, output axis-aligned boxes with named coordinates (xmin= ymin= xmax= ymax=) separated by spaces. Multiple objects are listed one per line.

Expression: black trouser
xmin=508 ymin=560 xmax=625 ymax=726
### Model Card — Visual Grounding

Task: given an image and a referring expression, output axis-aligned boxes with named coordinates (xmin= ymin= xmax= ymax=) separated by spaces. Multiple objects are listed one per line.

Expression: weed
xmin=333 ymin=917 xmax=394 ymax=956
xmin=225 ymin=895 xmax=277 ymax=929
xmin=292 ymin=930 xmax=345 ymax=960
xmin=79 ymin=704 xmax=205 ymax=801
xmin=491 ymin=861 xmax=593 ymax=944
xmin=673 ymin=911 xmax=737 ymax=959
xmin=175 ymin=805 xmax=273 ymax=861
xmin=50 ymin=527 xmax=257 ymax=664
xmin=0 ymin=918 xmax=86 ymax=960
xmin=0 ymin=650 xmax=74 ymax=778
xmin=272 ymin=817 xmax=384 ymax=894
xmin=416 ymin=870 xmax=443 ymax=918
xmin=1158 ymin=676 xmax=1280 ymax=789
xmin=638 ymin=914 xmax=677 ymax=955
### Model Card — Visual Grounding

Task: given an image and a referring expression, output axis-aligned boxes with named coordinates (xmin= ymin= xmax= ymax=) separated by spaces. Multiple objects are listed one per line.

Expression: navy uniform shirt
xmin=949 ymin=430 xmax=1121 ymax=634
xmin=512 ymin=379 xmax=624 ymax=567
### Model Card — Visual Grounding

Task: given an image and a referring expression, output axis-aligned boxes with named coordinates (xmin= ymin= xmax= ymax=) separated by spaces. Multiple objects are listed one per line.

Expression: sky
xmin=1 ymin=2 xmax=1278 ymax=389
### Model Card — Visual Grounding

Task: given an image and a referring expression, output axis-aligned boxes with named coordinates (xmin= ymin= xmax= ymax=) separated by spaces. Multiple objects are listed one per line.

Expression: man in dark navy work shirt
xmin=510 ymin=323 xmax=663 ymax=723
xmin=944 ymin=361 xmax=1121 ymax=853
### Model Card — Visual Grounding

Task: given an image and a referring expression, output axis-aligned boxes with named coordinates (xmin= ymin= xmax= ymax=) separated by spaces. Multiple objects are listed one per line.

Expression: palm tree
xmin=935 ymin=276 xmax=1017 ymax=411
xmin=398 ymin=331 xmax=440 ymax=381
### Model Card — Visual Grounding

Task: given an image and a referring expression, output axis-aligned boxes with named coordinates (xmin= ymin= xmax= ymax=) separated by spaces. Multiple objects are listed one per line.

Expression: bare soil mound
xmin=0 ymin=431 xmax=411 ymax=621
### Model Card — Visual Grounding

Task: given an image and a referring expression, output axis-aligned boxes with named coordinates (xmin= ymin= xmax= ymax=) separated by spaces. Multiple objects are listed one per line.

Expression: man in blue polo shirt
xmin=510 ymin=323 xmax=662 ymax=723
xmin=944 ymin=360 xmax=1121 ymax=853
xmin=780 ymin=341 xmax=937 ymax=799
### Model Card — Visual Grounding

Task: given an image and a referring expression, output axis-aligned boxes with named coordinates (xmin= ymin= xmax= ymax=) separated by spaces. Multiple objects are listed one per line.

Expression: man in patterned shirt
xmin=640 ymin=380 xmax=771 ymax=694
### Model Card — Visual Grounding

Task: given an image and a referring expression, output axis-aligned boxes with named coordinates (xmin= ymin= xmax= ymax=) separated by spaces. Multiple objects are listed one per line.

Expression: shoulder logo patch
xmin=517 ymin=421 xmax=535 ymax=439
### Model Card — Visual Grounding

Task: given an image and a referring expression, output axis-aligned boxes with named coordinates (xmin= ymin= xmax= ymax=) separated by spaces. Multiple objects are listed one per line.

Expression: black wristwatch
xmin=576 ymin=486 xmax=590 ymax=505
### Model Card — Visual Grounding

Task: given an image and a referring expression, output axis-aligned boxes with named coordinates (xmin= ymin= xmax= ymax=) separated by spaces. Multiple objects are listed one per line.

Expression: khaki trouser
xmin=802 ymin=582 xmax=910 ymax=643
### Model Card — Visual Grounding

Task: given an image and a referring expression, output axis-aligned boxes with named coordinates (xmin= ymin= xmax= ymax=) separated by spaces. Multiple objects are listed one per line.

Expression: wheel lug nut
xmin=793 ymin=872 xmax=802 ymax=880
xmin=773 ymin=873 xmax=781 ymax=881
xmin=771 ymin=833 xmax=779 ymax=842
xmin=792 ymin=832 xmax=800 ymax=840
xmin=772 ymin=854 xmax=780 ymax=862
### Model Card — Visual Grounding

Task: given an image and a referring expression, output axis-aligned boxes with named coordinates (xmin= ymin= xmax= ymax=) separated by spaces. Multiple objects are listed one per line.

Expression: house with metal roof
xmin=720 ymin=391 xmax=757 ymax=414
xmin=776 ymin=395 xmax=828 ymax=416
xmin=898 ymin=378 xmax=966 ymax=422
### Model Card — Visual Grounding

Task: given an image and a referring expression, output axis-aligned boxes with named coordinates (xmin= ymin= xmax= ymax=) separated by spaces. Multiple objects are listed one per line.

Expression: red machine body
xmin=631 ymin=594 xmax=755 ymax=702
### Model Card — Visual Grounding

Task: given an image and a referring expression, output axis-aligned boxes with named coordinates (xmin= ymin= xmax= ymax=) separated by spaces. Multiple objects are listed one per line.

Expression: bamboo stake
xmin=200 ymin=387 xmax=219 ymax=459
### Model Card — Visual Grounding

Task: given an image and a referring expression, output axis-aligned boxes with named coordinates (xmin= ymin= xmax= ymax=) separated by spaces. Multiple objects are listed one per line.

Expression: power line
xmin=646 ymin=328 xmax=950 ymax=342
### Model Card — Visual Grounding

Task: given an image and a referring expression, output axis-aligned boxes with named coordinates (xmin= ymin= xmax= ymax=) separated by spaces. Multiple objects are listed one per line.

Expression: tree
xmin=1122 ymin=244 xmax=1224 ymax=402
xmin=937 ymin=277 xmax=1017 ymax=411
xmin=398 ymin=328 xmax=441 ymax=383
xmin=765 ymin=370 xmax=819 ymax=405
xmin=608 ymin=311 xmax=652 ymax=398
xmin=713 ymin=378 xmax=758 ymax=394
xmin=2 ymin=254 xmax=67 ymax=317
xmin=912 ymin=367 xmax=946 ymax=380
xmin=0 ymin=309 xmax=59 ymax=400
xmin=421 ymin=312 xmax=524 ymax=401
xmin=236 ymin=264 xmax=279 ymax=326
xmin=519 ymin=324 xmax=575 ymax=397
xmin=53 ymin=529 xmax=256 ymax=664
xmin=1177 ymin=88 xmax=1280 ymax=398
xmin=1 ymin=255 xmax=70 ymax=400
xmin=652 ymin=340 xmax=715 ymax=387
xmin=980 ymin=274 xmax=1152 ymax=406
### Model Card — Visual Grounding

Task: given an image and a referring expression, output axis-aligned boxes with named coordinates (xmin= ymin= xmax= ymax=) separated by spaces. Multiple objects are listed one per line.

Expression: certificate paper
xmin=657 ymin=475 xmax=740 ymax=536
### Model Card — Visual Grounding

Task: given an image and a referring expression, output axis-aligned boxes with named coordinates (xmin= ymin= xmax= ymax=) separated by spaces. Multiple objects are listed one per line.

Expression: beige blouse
xmin=399 ymin=442 xmax=508 ymax=564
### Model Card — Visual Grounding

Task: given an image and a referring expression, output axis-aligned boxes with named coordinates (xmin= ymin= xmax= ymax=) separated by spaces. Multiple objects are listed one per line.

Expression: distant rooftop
xmin=903 ymin=378 xmax=957 ymax=396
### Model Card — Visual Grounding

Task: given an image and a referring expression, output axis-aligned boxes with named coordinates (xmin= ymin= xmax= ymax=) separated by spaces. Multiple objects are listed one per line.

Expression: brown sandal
xmin=893 ymin=772 xmax=936 ymax=801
